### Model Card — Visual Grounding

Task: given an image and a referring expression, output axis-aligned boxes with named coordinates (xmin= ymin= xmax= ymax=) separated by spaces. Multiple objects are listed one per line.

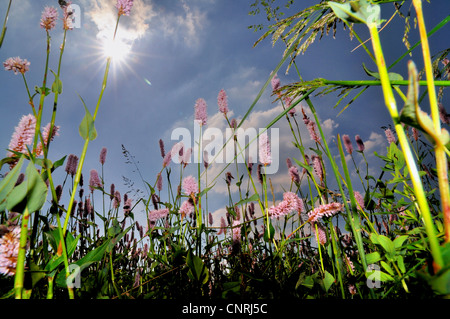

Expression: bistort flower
xmin=3 ymin=57 xmax=30 ymax=75
xmin=307 ymin=202 xmax=343 ymax=223
xmin=7 ymin=114 xmax=36 ymax=158
xmin=40 ymin=6 xmax=58 ymax=31
xmin=258 ymin=132 xmax=271 ymax=166
xmin=182 ymin=175 xmax=197 ymax=196
xmin=116 ymin=0 xmax=134 ymax=16
xmin=194 ymin=98 xmax=208 ymax=126
xmin=218 ymin=89 xmax=229 ymax=114
xmin=0 ymin=226 xmax=21 ymax=276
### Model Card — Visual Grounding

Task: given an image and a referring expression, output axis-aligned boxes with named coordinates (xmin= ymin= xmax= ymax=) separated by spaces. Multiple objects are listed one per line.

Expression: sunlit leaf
xmin=78 ymin=94 xmax=97 ymax=141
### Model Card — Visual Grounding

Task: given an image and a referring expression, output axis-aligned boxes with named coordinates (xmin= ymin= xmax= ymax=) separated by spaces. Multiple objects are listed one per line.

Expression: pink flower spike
xmin=194 ymin=98 xmax=208 ymax=126
xmin=271 ymin=73 xmax=281 ymax=92
xmin=182 ymin=175 xmax=197 ymax=196
xmin=99 ymin=147 xmax=107 ymax=165
xmin=148 ymin=208 xmax=169 ymax=222
xmin=342 ymin=134 xmax=353 ymax=155
xmin=355 ymin=135 xmax=365 ymax=152
xmin=116 ymin=0 xmax=134 ymax=16
xmin=40 ymin=6 xmax=58 ymax=31
xmin=218 ymin=89 xmax=229 ymax=114
xmin=62 ymin=1 xmax=74 ymax=30
xmin=89 ymin=169 xmax=103 ymax=192
xmin=35 ymin=123 xmax=60 ymax=157
xmin=307 ymin=202 xmax=343 ymax=223
xmin=3 ymin=57 xmax=30 ymax=75
xmin=7 ymin=114 xmax=36 ymax=158
xmin=179 ymin=200 xmax=194 ymax=218
xmin=384 ymin=128 xmax=396 ymax=144
xmin=0 ymin=226 xmax=21 ymax=276
xmin=258 ymin=132 xmax=272 ymax=166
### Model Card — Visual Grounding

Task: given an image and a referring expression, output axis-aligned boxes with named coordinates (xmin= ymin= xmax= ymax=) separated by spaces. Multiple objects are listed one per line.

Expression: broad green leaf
xmin=322 ymin=270 xmax=335 ymax=292
xmin=396 ymin=255 xmax=406 ymax=274
xmin=44 ymin=232 xmax=80 ymax=273
xmin=50 ymin=69 xmax=63 ymax=94
xmin=293 ymin=157 xmax=313 ymax=174
xmin=30 ymin=261 xmax=46 ymax=288
xmin=264 ymin=222 xmax=275 ymax=242
xmin=6 ymin=161 xmax=48 ymax=213
xmin=399 ymin=61 xmax=443 ymax=147
xmin=186 ymin=249 xmax=209 ymax=285
xmin=234 ymin=193 xmax=260 ymax=207
xmin=78 ymin=94 xmax=97 ymax=141
xmin=381 ymin=260 xmax=395 ymax=276
xmin=393 ymin=235 xmax=409 ymax=250
xmin=366 ymin=269 xmax=394 ymax=282
xmin=370 ymin=233 xmax=395 ymax=258
xmin=362 ymin=63 xmax=404 ymax=82
xmin=0 ymin=156 xmax=25 ymax=212
xmin=328 ymin=0 xmax=381 ymax=26
xmin=366 ymin=251 xmax=382 ymax=264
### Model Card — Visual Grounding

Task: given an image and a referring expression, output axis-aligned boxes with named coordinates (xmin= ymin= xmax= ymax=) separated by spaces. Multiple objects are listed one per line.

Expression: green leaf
xmin=366 ymin=251 xmax=382 ymax=264
xmin=381 ymin=260 xmax=395 ymax=276
xmin=321 ymin=270 xmax=335 ymax=292
xmin=328 ymin=0 xmax=381 ymax=26
xmin=234 ymin=193 xmax=260 ymax=207
xmin=186 ymin=249 xmax=209 ymax=285
xmin=6 ymin=161 xmax=48 ymax=213
xmin=35 ymin=86 xmax=51 ymax=96
xmin=399 ymin=61 xmax=440 ymax=146
xmin=370 ymin=233 xmax=395 ymax=258
xmin=45 ymin=232 xmax=80 ymax=273
xmin=366 ymin=269 xmax=394 ymax=282
xmin=264 ymin=222 xmax=275 ymax=242
xmin=78 ymin=94 xmax=97 ymax=141
xmin=50 ymin=69 xmax=63 ymax=94
xmin=293 ymin=157 xmax=313 ymax=174
xmin=0 ymin=156 xmax=25 ymax=212
xmin=393 ymin=235 xmax=409 ymax=250
xmin=363 ymin=63 xmax=404 ymax=82
xmin=396 ymin=255 xmax=406 ymax=274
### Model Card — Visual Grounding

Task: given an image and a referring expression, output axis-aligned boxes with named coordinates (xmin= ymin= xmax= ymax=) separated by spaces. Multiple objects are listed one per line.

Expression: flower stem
xmin=368 ymin=22 xmax=444 ymax=268
xmin=14 ymin=207 xmax=30 ymax=299
xmin=413 ymin=0 xmax=450 ymax=243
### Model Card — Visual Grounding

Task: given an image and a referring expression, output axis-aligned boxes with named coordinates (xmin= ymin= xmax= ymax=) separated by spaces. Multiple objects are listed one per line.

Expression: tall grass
xmin=0 ymin=0 xmax=449 ymax=299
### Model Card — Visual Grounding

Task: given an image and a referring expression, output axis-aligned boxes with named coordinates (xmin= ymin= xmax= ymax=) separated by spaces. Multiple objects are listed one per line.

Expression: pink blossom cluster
xmin=182 ymin=175 xmax=198 ymax=196
xmin=268 ymin=192 xmax=304 ymax=219
xmin=7 ymin=114 xmax=36 ymax=158
xmin=116 ymin=0 xmax=134 ymax=16
xmin=307 ymin=202 xmax=343 ymax=223
xmin=148 ymin=208 xmax=169 ymax=222
xmin=3 ymin=57 xmax=30 ymax=75
xmin=218 ymin=89 xmax=229 ymax=114
xmin=40 ymin=6 xmax=58 ymax=31
xmin=0 ymin=226 xmax=21 ymax=276
xmin=179 ymin=200 xmax=194 ymax=218
xmin=194 ymin=98 xmax=207 ymax=126
xmin=258 ymin=132 xmax=272 ymax=166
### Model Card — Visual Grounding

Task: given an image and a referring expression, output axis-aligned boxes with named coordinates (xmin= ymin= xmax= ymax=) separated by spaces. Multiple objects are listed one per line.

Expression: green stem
xmin=413 ymin=0 xmax=450 ymax=243
xmin=368 ymin=22 xmax=444 ymax=268
xmin=14 ymin=207 xmax=31 ymax=299
xmin=63 ymin=14 xmax=120 ymax=236
xmin=0 ymin=0 xmax=12 ymax=48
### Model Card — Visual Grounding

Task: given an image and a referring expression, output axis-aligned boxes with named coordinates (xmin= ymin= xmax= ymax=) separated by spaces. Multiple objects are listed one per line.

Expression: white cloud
xmin=156 ymin=0 xmax=207 ymax=48
xmin=82 ymin=0 xmax=155 ymax=49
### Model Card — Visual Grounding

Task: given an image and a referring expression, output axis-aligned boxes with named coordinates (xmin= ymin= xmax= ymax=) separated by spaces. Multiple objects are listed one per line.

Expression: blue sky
xmin=0 ymin=0 xmax=449 ymax=229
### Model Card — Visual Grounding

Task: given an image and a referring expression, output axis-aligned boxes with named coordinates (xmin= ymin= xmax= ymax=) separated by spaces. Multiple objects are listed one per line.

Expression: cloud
xmin=155 ymin=0 xmax=207 ymax=48
xmin=83 ymin=0 xmax=155 ymax=46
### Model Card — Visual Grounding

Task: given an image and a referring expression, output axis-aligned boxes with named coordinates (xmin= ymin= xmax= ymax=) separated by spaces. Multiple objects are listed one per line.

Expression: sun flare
xmin=102 ymin=37 xmax=131 ymax=62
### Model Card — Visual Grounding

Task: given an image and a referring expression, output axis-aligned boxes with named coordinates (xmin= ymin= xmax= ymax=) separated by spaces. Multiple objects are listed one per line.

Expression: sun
xmin=102 ymin=37 xmax=131 ymax=62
